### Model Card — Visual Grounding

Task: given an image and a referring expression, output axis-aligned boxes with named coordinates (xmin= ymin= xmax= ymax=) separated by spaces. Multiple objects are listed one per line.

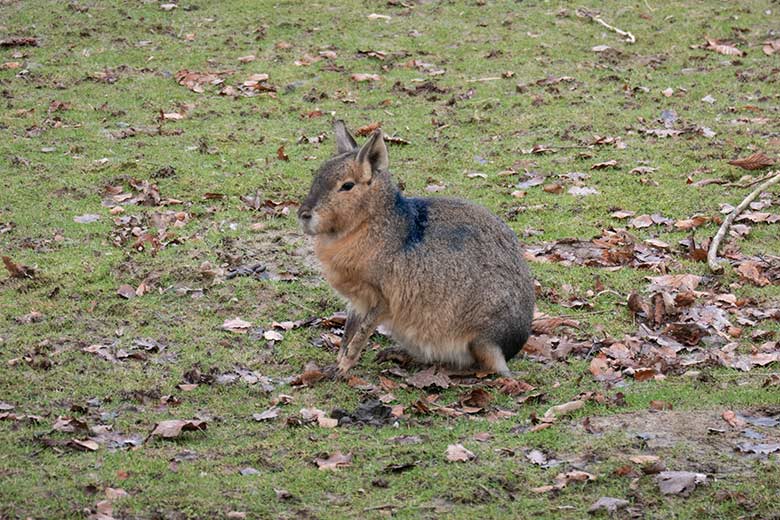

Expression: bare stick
xmin=593 ymin=16 xmax=636 ymax=43
xmin=577 ymin=8 xmax=636 ymax=43
xmin=708 ymin=170 xmax=780 ymax=273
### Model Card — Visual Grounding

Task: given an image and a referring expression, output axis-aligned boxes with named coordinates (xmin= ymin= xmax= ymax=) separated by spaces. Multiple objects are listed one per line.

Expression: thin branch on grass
xmin=725 ymin=171 xmax=777 ymax=189
xmin=577 ymin=8 xmax=636 ymax=43
xmin=708 ymin=170 xmax=780 ymax=273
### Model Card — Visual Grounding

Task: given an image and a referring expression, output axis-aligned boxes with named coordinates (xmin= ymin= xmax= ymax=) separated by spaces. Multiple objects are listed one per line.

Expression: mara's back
xmin=377 ymin=195 xmax=535 ymax=363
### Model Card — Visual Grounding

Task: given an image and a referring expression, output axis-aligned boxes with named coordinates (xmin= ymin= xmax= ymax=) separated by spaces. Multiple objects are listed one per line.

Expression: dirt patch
xmin=585 ymin=408 xmax=780 ymax=475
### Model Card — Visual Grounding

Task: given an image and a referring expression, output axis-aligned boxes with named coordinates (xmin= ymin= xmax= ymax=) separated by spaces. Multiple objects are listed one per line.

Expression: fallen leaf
xmin=674 ymin=215 xmax=710 ymax=230
xmin=568 ymin=186 xmax=599 ymax=196
xmin=737 ymin=262 xmax=770 ymax=287
xmin=590 ymin=160 xmax=618 ymax=170
xmin=74 ymin=214 xmax=100 ymax=224
xmin=355 ymin=122 xmax=382 ymax=136
xmin=736 ymin=442 xmax=780 ymax=455
xmin=252 ymin=406 xmax=281 ymax=422
xmin=116 ymin=284 xmax=136 ymax=300
xmin=2 ymin=256 xmax=37 ymax=279
xmin=276 ymin=145 xmax=289 ymax=161
xmin=763 ymin=39 xmax=780 ymax=56
xmin=104 ymin=488 xmax=129 ymax=501
xmin=263 ymin=330 xmax=284 ymax=341
xmin=222 ymin=317 xmax=252 ymax=333
xmin=650 ymin=400 xmax=673 ymax=411
xmin=543 ymin=400 xmax=584 ymax=420
xmin=704 ymin=37 xmax=744 ymax=57
xmin=496 ymin=377 xmax=535 ymax=396
xmin=175 ymin=69 xmax=232 ymax=93
xmin=351 ymin=73 xmax=381 ymax=82
xmin=69 ymin=438 xmax=99 ymax=451
xmin=0 ymin=37 xmax=39 ymax=47
xmin=630 ymin=214 xmax=654 ymax=228
xmin=148 ymin=420 xmax=207 ymax=439
xmin=292 ymin=361 xmax=325 ymax=386
xmin=722 ymin=410 xmax=746 ymax=428
xmin=314 ymin=451 xmax=352 ymax=470
xmin=629 ymin=455 xmax=660 ymax=464
xmin=406 ymin=367 xmax=451 ymax=389
xmin=727 ymin=152 xmax=775 ymax=171
xmin=446 ymin=443 xmax=475 ymax=462
xmin=459 ymin=388 xmax=492 ymax=408
xmin=656 ymin=471 xmax=706 ymax=496
xmin=588 ymin=497 xmax=629 ymax=514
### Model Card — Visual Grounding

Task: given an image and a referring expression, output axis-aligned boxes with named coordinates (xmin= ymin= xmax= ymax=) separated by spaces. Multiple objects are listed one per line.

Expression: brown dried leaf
xmin=630 ymin=214 xmax=654 ymax=228
xmin=355 ymin=122 xmax=382 ymax=136
xmin=2 ymin=256 xmax=36 ymax=278
xmin=737 ymin=261 xmax=770 ymax=287
xmin=656 ymin=471 xmax=706 ymax=496
xmin=722 ymin=410 xmax=746 ymax=428
xmin=116 ymin=284 xmax=136 ymax=300
xmin=445 ymin=443 xmax=475 ymax=462
xmin=763 ymin=39 xmax=780 ymax=56
xmin=175 ymin=69 xmax=232 ymax=93
xmin=69 ymin=438 xmax=99 ymax=451
xmin=222 ymin=317 xmax=252 ymax=333
xmin=611 ymin=209 xmax=635 ymax=219
xmin=531 ymin=315 xmax=580 ymax=334
xmin=292 ymin=361 xmax=326 ymax=386
xmin=543 ymin=399 xmax=584 ymax=420
xmin=406 ymin=367 xmax=451 ymax=389
xmin=149 ymin=419 xmax=207 ymax=439
xmin=591 ymin=160 xmax=618 ymax=170
xmin=495 ymin=377 xmax=535 ymax=396
xmin=252 ymin=406 xmax=281 ymax=422
xmin=459 ymin=388 xmax=492 ymax=408
xmin=314 ymin=451 xmax=352 ymax=470
xmin=588 ymin=497 xmax=629 ymax=514
xmin=351 ymin=73 xmax=381 ymax=82
xmin=704 ymin=38 xmax=744 ymax=57
xmin=674 ymin=215 xmax=710 ymax=230
xmin=727 ymin=152 xmax=775 ymax=171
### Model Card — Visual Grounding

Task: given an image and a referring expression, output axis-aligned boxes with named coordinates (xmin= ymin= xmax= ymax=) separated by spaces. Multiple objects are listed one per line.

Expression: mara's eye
xmin=339 ymin=181 xmax=355 ymax=192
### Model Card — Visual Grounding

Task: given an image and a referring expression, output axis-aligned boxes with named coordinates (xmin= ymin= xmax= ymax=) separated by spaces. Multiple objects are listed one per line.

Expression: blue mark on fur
xmin=394 ymin=192 xmax=429 ymax=250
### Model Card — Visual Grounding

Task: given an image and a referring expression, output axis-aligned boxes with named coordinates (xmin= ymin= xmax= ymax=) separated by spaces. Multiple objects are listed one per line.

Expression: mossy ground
xmin=1 ymin=1 xmax=779 ymax=518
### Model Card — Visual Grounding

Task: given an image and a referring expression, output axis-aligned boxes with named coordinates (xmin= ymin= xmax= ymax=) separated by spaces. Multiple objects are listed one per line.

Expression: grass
xmin=1 ymin=0 xmax=779 ymax=518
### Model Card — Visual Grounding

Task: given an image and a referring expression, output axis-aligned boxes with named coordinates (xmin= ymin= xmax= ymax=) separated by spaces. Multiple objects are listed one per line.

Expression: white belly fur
xmin=384 ymin=322 xmax=475 ymax=368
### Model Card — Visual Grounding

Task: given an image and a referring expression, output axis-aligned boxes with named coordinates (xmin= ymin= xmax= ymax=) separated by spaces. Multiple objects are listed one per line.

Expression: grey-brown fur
xmin=298 ymin=121 xmax=535 ymax=376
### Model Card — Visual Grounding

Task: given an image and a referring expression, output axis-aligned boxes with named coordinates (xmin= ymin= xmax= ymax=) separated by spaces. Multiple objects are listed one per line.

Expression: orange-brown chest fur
xmin=314 ymin=224 xmax=383 ymax=313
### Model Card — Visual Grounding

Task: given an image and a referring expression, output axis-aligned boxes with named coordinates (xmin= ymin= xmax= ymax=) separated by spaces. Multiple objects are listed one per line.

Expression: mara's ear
xmin=356 ymin=129 xmax=388 ymax=180
xmin=334 ymin=120 xmax=358 ymax=155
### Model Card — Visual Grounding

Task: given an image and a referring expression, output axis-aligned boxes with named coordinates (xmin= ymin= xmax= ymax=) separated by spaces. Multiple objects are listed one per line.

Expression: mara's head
xmin=298 ymin=121 xmax=390 ymax=237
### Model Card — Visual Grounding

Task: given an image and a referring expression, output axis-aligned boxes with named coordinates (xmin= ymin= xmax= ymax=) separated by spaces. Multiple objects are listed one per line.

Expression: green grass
xmin=1 ymin=0 xmax=779 ymax=518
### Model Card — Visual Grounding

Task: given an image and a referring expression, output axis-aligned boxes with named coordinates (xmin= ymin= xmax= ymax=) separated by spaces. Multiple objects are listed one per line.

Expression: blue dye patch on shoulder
xmin=394 ymin=192 xmax=429 ymax=250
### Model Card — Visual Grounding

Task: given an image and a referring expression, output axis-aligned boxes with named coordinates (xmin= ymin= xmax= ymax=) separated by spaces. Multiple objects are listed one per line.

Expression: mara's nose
xmin=298 ymin=208 xmax=312 ymax=221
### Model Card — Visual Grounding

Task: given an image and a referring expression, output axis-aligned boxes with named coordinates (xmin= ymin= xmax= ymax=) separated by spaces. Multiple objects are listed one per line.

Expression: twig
xmin=593 ymin=15 xmax=636 ymax=43
xmin=577 ymin=8 xmax=636 ymax=43
xmin=708 ymin=170 xmax=780 ymax=273
xmin=724 ymin=171 xmax=776 ymax=189
xmin=466 ymin=77 xmax=502 ymax=82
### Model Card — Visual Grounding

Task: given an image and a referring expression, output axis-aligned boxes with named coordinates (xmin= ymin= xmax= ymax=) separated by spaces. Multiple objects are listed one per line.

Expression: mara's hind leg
xmin=468 ymin=340 xmax=510 ymax=376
